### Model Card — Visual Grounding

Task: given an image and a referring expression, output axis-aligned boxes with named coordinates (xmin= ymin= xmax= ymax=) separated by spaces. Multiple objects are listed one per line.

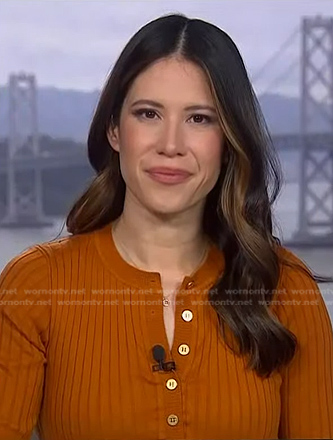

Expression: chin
xmin=143 ymin=197 xmax=197 ymax=218
xmin=148 ymin=204 xmax=186 ymax=217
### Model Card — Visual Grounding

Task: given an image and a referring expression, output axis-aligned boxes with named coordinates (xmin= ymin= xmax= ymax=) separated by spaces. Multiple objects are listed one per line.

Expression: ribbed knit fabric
xmin=0 ymin=221 xmax=332 ymax=440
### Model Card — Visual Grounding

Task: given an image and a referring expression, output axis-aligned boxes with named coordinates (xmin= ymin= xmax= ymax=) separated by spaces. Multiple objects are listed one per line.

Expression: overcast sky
xmin=0 ymin=0 xmax=332 ymax=95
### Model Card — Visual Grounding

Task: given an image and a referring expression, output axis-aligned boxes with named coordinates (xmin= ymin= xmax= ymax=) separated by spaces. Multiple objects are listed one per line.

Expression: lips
xmin=145 ymin=167 xmax=192 ymax=184
xmin=146 ymin=167 xmax=191 ymax=177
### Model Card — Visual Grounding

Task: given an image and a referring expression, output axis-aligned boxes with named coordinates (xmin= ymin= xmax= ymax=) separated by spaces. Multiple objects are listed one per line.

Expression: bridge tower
xmin=0 ymin=73 xmax=52 ymax=228
xmin=290 ymin=16 xmax=333 ymax=246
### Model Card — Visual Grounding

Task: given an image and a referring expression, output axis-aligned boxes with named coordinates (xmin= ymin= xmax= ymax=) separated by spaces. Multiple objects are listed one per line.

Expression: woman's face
xmin=108 ymin=56 xmax=224 ymax=217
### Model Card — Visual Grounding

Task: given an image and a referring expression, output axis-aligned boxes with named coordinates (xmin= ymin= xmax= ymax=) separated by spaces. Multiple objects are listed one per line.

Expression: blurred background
xmin=0 ymin=0 xmax=332 ymax=321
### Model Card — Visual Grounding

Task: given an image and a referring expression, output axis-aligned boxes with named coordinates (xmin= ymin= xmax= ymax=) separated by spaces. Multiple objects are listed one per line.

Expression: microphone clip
xmin=152 ymin=360 xmax=176 ymax=372
xmin=152 ymin=344 xmax=176 ymax=372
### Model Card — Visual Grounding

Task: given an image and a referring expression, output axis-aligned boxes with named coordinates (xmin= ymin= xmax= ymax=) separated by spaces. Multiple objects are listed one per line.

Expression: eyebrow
xmin=130 ymin=99 xmax=217 ymax=113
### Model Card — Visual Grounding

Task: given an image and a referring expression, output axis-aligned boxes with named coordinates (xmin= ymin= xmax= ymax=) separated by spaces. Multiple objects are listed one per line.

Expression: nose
xmin=157 ymin=117 xmax=186 ymax=157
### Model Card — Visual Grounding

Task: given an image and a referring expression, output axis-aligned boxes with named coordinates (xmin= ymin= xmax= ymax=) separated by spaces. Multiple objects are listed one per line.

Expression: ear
xmin=106 ymin=124 xmax=120 ymax=153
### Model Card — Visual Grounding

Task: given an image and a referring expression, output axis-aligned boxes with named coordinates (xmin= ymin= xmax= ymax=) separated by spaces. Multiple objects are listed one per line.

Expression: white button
xmin=163 ymin=298 xmax=170 ymax=307
xmin=181 ymin=310 xmax=193 ymax=322
xmin=167 ymin=414 xmax=179 ymax=426
xmin=178 ymin=344 xmax=190 ymax=355
xmin=166 ymin=378 xmax=178 ymax=390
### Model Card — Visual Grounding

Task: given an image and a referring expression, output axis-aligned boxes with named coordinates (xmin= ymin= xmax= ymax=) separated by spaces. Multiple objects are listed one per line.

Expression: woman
xmin=0 ymin=13 xmax=332 ymax=440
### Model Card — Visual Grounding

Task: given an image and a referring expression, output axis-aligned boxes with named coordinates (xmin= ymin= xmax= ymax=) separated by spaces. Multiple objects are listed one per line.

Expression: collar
xmin=93 ymin=221 xmax=225 ymax=290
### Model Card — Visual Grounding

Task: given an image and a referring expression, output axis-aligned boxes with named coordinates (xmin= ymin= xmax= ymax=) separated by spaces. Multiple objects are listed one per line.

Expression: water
xmin=0 ymin=183 xmax=332 ymax=322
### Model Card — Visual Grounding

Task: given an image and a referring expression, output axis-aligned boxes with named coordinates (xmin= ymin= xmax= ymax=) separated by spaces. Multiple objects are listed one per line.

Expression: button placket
xmin=163 ymin=278 xmax=198 ymax=433
xmin=169 ymin=276 xmax=198 ymax=383
xmin=162 ymin=369 xmax=184 ymax=436
xmin=144 ymin=277 xmax=184 ymax=436
xmin=145 ymin=275 xmax=200 ymax=438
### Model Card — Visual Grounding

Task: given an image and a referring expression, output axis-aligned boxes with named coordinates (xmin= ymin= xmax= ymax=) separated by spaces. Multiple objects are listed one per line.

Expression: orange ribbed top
xmin=0 ymin=222 xmax=332 ymax=440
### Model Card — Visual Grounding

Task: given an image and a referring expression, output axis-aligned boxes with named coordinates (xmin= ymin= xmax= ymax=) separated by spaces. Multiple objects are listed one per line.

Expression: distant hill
xmin=0 ymin=86 xmax=100 ymax=142
xmin=0 ymin=86 xmax=330 ymax=141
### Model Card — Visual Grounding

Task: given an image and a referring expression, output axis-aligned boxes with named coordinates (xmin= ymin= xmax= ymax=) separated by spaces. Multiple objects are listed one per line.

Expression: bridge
xmin=0 ymin=149 xmax=88 ymax=172
xmin=0 ymin=133 xmax=330 ymax=174
xmin=0 ymin=16 xmax=333 ymax=247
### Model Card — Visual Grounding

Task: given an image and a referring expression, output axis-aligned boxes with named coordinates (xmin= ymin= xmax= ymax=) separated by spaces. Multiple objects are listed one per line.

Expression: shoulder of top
xmin=274 ymin=244 xmax=315 ymax=284
xmin=275 ymin=244 xmax=309 ymax=268
xmin=32 ymin=228 xmax=96 ymax=259
xmin=1 ymin=229 xmax=96 ymax=278
xmin=0 ymin=244 xmax=49 ymax=290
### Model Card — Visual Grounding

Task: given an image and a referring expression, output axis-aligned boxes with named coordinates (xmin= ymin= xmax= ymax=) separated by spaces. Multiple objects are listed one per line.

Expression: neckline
xmin=93 ymin=221 xmax=225 ymax=289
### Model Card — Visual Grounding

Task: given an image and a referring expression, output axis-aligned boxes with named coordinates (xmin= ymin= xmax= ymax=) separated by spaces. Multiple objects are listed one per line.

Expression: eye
xmin=133 ymin=109 xmax=158 ymax=119
xmin=189 ymin=114 xmax=212 ymax=124
xmin=132 ymin=108 xmax=213 ymax=124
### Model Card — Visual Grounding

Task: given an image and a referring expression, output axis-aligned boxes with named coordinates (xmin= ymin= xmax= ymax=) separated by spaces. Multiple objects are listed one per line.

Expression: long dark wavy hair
xmin=62 ymin=13 xmax=332 ymax=378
